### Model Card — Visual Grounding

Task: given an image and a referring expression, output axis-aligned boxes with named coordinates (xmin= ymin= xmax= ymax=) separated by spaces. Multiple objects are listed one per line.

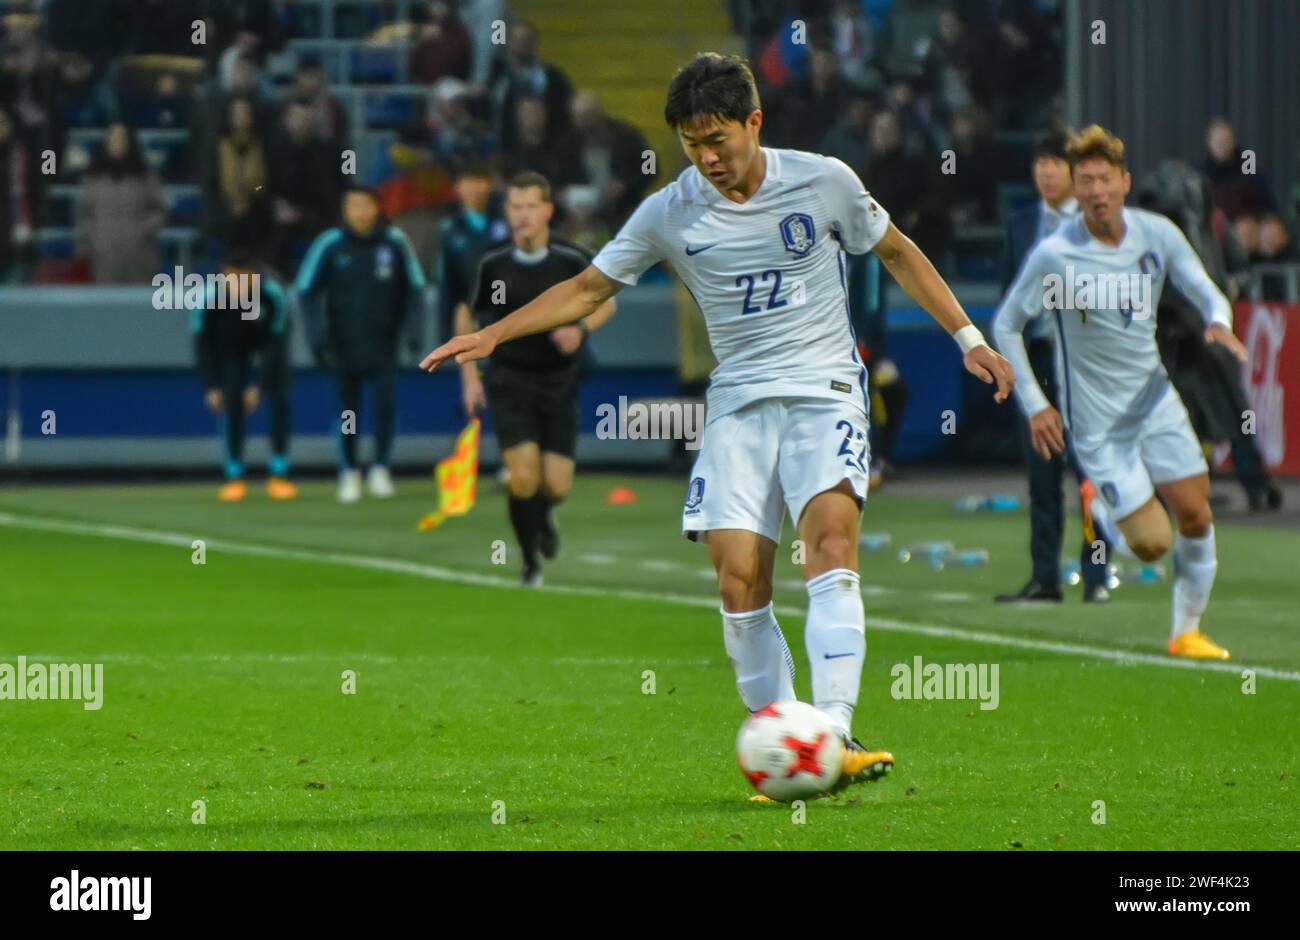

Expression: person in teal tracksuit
xmin=192 ymin=251 xmax=295 ymax=502
xmin=295 ymin=185 xmax=427 ymax=503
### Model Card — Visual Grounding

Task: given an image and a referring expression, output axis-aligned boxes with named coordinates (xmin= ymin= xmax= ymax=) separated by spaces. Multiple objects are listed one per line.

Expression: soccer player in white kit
xmin=992 ymin=126 xmax=1248 ymax=661
xmin=420 ymin=54 xmax=1016 ymax=793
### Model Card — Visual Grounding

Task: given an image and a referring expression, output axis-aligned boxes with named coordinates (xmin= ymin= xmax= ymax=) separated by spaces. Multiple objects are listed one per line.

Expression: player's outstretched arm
xmin=872 ymin=223 xmax=1016 ymax=403
xmin=420 ymin=265 xmax=624 ymax=372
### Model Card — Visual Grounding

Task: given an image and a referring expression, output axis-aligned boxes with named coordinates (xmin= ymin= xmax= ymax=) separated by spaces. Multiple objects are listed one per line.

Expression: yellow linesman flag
xmin=418 ymin=418 xmax=481 ymax=531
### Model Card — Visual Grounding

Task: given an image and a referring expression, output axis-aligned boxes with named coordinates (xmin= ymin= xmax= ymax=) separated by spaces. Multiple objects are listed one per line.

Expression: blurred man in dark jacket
xmin=1139 ymin=159 xmax=1282 ymax=512
xmin=295 ymin=186 xmax=427 ymax=503
xmin=570 ymin=91 xmax=652 ymax=233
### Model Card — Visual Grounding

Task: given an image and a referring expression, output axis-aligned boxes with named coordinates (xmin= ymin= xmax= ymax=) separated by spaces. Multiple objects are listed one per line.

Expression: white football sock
xmin=721 ymin=602 xmax=796 ymax=711
xmin=1171 ymin=525 xmax=1217 ymax=640
xmin=804 ymin=568 xmax=866 ymax=738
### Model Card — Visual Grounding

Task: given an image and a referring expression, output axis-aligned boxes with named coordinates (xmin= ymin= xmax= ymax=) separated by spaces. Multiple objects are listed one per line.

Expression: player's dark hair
xmin=508 ymin=170 xmax=552 ymax=202
xmin=664 ymin=53 xmax=761 ymax=132
xmin=1031 ymin=129 xmax=1070 ymax=164
xmin=456 ymin=158 xmax=493 ymax=180
xmin=342 ymin=183 xmax=380 ymax=202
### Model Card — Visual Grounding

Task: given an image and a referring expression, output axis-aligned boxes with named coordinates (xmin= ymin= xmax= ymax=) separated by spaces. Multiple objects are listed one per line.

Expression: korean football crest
xmin=779 ymin=213 xmax=816 ymax=257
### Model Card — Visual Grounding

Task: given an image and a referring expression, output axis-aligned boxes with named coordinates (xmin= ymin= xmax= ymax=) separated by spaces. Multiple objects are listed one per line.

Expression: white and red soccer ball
xmin=736 ymin=701 xmax=845 ymax=801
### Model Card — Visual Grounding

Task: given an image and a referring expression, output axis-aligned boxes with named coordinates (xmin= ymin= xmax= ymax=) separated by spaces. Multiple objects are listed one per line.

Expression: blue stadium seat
xmin=364 ymin=92 xmax=416 ymax=129
xmin=351 ymin=47 xmax=400 ymax=84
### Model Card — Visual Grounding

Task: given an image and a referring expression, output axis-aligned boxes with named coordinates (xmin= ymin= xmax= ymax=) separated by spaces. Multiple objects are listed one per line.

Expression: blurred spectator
xmin=1204 ymin=118 xmax=1276 ymax=231
xmin=75 ymin=122 xmax=165 ymax=283
xmin=820 ymin=95 xmax=874 ymax=173
xmin=864 ymin=110 xmax=949 ymax=259
xmin=961 ymin=0 xmax=1060 ymax=128
xmin=287 ymin=59 xmax=349 ymax=155
xmin=410 ymin=1 xmax=473 ymax=84
xmin=500 ymin=96 xmax=584 ymax=194
xmin=190 ymin=53 xmax=273 ymax=210
xmin=268 ymin=100 xmax=340 ymax=275
xmin=1 ymin=14 xmax=63 ymax=170
xmin=424 ymin=78 xmax=495 ymax=168
xmin=377 ymin=79 xmax=493 ymax=265
xmin=461 ymin=0 xmax=510 ymax=89
xmin=208 ymin=0 xmax=285 ymax=67
xmin=1245 ymin=214 xmax=1299 ymax=301
xmin=829 ymin=0 xmax=877 ymax=87
xmin=884 ymin=79 xmax=940 ymax=155
xmin=208 ymin=96 xmax=271 ymax=249
xmin=940 ymin=107 xmax=999 ymax=225
xmin=435 ymin=161 xmax=508 ymax=343
xmin=42 ymin=0 xmax=117 ymax=125
xmin=753 ymin=12 xmax=815 ymax=94
xmin=917 ymin=6 xmax=979 ymax=112
xmin=1249 ymin=214 xmax=1296 ymax=263
xmin=492 ymin=21 xmax=574 ymax=154
xmin=0 ymin=108 xmax=33 ymax=283
xmin=765 ymin=47 xmax=852 ymax=150
xmin=570 ymin=91 xmax=651 ymax=233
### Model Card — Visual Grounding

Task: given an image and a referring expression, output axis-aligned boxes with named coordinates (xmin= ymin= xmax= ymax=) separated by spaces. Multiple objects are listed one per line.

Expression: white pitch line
xmin=3 ymin=511 xmax=1298 ymax=683
xmin=637 ymin=559 xmax=684 ymax=572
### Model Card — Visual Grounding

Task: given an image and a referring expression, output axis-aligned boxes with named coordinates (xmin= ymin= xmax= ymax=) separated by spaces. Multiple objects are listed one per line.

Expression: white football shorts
xmin=1072 ymin=387 xmax=1209 ymax=520
xmin=681 ymin=396 xmax=871 ymax=544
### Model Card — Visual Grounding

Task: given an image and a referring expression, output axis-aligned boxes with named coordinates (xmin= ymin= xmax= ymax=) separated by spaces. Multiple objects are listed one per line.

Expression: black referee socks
xmin=507 ymin=494 xmax=545 ymax=566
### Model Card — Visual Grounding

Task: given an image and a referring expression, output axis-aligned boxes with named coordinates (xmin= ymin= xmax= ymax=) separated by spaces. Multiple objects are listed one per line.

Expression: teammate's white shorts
xmin=681 ymin=397 xmax=870 ymax=544
xmin=1072 ymin=388 xmax=1208 ymax=521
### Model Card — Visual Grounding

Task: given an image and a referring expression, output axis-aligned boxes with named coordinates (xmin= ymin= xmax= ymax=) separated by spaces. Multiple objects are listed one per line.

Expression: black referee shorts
xmin=485 ymin=365 xmax=580 ymax=458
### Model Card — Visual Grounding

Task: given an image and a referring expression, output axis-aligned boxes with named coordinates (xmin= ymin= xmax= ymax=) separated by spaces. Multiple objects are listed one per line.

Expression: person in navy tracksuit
xmin=993 ymin=131 xmax=1112 ymax=604
xmin=295 ymin=185 xmax=427 ymax=503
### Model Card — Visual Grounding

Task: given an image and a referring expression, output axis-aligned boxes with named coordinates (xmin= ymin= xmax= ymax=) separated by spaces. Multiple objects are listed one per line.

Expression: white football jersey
xmin=591 ymin=147 xmax=890 ymax=418
xmin=991 ymin=206 xmax=1232 ymax=445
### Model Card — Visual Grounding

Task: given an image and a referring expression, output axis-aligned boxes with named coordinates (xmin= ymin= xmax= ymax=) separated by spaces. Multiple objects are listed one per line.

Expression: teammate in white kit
xmin=992 ymin=125 xmax=1248 ymax=661
xmin=420 ymin=54 xmax=1016 ymax=793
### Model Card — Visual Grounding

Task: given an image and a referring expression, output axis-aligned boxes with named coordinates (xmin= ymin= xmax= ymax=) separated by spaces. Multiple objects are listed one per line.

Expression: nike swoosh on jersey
xmin=685 ymin=243 xmax=718 ymax=255
xmin=823 ymin=652 xmax=857 ymax=659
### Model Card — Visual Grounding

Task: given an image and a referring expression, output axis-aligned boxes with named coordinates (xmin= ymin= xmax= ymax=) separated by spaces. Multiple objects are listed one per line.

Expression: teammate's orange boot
xmin=1080 ymin=479 xmax=1098 ymax=544
xmin=1168 ymin=630 xmax=1230 ymax=660
xmin=267 ymin=477 xmax=298 ymax=501
xmin=218 ymin=479 xmax=247 ymax=502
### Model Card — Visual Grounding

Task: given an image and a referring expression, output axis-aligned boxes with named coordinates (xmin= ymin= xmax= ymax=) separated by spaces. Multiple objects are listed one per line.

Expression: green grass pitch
xmin=1 ymin=474 xmax=1296 ymax=850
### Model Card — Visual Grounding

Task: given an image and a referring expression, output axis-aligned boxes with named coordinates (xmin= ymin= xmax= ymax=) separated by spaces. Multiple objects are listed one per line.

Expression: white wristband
xmin=953 ymin=324 xmax=987 ymax=354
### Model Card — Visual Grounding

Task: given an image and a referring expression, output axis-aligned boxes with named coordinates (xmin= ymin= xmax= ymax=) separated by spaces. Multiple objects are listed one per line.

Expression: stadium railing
xmin=1244 ymin=263 xmax=1300 ymax=302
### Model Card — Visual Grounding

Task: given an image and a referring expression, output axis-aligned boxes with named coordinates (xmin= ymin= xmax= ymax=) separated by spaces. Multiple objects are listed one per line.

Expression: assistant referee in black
xmin=459 ymin=171 xmax=616 ymax=586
